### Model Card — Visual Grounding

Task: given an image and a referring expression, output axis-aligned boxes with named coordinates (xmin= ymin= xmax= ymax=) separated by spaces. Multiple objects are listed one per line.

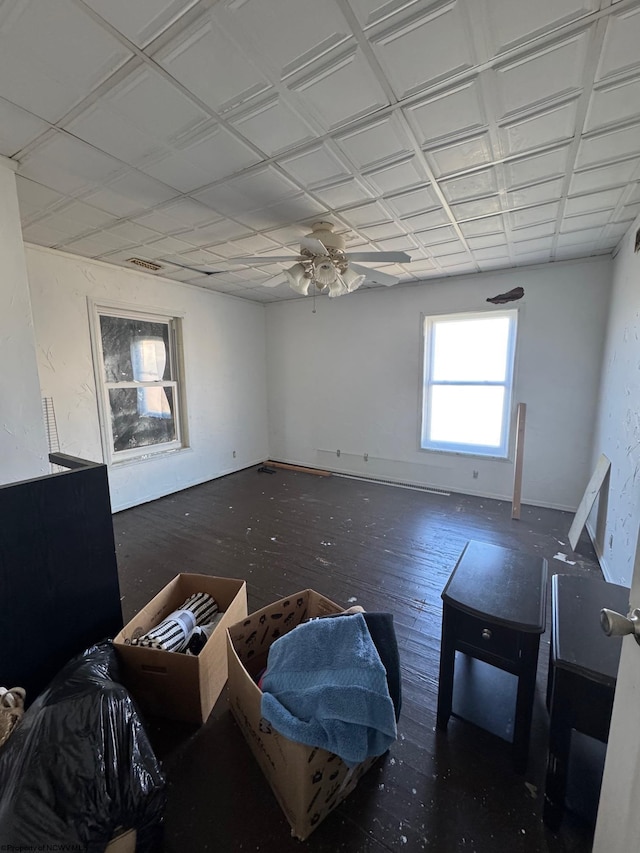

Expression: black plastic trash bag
xmin=0 ymin=641 xmax=165 ymax=852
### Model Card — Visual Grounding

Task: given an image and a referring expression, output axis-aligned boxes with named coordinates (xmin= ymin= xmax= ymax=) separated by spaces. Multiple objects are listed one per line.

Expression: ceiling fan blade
xmin=300 ymin=236 xmax=328 ymax=255
xmin=160 ymin=258 xmax=227 ymax=276
xmin=346 ymin=251 xmax=411 ymax=263
xmin=349 ymin=263 xmax=400 ymax=287
xmin=221 ymin=255 xmax=298 ymax=263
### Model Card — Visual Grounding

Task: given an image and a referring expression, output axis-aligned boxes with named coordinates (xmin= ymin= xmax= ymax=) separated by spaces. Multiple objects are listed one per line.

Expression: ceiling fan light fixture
xmin=327 ymin=278 xmax=349 ymax=298
xmin=341 ymin=267 xmax=366 ymax=292
xmin=284 ymin=263 xmax=311 ymax=295
xmin=312 ymin=258 xmax=338 ymax=287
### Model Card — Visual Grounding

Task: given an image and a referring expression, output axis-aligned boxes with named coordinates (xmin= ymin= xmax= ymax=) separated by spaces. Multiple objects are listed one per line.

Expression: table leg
xmin=513 ymin=633 xmax=540 ymax=774
xmin=437 ymin=604 xmax=455 ymax=730
xmin=543 ymin=670 xmax=573 ymax=830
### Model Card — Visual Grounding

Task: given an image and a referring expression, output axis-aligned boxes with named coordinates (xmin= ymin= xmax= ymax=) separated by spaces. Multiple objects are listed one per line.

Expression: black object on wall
xmin=0 ymin=454 xmax=123 ymax=703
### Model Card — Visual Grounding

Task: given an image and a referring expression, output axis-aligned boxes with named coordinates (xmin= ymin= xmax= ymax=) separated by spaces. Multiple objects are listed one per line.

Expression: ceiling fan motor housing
xmin=302 ymin=221 xmax=349 ymax=284
xmin=309 ymin=221 xmax=345 ymax=252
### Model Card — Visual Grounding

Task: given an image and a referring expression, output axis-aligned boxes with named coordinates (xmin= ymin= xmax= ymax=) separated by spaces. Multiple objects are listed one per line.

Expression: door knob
xmin=600 ymin=607 xmax=640 ymax=645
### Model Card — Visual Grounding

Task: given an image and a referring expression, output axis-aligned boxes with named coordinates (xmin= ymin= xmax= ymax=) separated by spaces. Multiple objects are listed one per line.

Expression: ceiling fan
xmin=161 ymin=221 xmax=411 ymax=297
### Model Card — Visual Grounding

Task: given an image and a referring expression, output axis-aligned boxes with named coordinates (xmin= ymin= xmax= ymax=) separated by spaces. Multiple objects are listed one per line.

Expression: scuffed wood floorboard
xmin=114 ymin=467 xmax=601 ymax=853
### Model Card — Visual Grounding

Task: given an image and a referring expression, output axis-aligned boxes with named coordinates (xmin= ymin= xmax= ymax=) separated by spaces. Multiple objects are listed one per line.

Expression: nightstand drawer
xmin=453 ymin=610 xmax=519 ymax=663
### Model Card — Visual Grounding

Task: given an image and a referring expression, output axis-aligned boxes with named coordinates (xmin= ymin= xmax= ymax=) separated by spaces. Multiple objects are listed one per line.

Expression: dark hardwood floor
xmin=113 ymin=466 xmax=604 ymax=853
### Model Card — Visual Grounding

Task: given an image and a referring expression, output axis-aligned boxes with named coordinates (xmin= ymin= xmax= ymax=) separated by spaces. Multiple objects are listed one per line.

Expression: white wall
xmin=0 ymin=159 xmax=49 ymax=484
xmin=588 ymin=215 xmax=640 ymax=585
xmin=25 ymin=245 xmax=269 ymax=511
xmin=266 ymin=258 xmax=611 ymax=511
xmin=593 ymin=212 xmax=640 ymax=849
xmin=21 ymin=245 xmax=614 ymax=516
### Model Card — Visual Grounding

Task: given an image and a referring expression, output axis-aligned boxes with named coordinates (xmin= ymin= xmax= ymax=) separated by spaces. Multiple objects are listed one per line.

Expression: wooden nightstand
xmin=543 ymin=574 xmax=627 ymax=829
xmin=437 ymin=540 xmax=548 ymax=774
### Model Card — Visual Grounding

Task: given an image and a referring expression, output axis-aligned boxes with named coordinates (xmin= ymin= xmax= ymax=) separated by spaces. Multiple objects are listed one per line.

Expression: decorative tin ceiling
xmin=3 ymin=0 xmax=640 ymax=301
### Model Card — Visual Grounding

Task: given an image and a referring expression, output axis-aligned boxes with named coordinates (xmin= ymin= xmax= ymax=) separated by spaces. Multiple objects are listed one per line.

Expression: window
xmin=91 ymin=305 xmax=186 ymax=463
xmin=421 ymin=309 xmax=517 ymax=457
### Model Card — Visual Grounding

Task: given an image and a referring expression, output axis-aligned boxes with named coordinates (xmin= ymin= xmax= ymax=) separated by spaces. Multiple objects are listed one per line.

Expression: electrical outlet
xmin=336 ymin=449 xmax=341 ymax=457
xmin=364 ymin=452 xmax=369 ymax=462
xmin=233 ymin=450 xmax=236 ymax=458
xmin=473 ymin=470 xmax=479 ymax=479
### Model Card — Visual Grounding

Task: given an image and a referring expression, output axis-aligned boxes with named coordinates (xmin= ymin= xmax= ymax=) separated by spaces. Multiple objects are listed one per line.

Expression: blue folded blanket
xmin=260 ymin=613 xmax=397 ymax=767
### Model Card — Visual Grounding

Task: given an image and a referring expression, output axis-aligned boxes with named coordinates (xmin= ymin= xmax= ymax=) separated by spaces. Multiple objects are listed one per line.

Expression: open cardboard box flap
xmin=227 ymin=589 xmax=377 ymax=840
xmin=114 ymin=573 xmax=247 ymax=724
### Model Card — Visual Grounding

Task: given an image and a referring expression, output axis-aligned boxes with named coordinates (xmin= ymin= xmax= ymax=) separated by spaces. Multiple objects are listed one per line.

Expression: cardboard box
xmin=114 ymin=574 xmax=247 ymax=724
xmin=227 ymin=590 xmax=378 ymax=840
xmin=106 ymin=829 xmax=136 ymax=853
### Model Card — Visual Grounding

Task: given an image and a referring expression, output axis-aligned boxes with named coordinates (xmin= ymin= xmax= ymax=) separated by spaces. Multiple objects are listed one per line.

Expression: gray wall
xmin=26 ymin=244 xmax=269 ymax=511
xmin=589 ymin=213 xmax=640 ymax=585
xmin=0 ymin=159 xmax=48 ymax=484
xmin=266 ymin=257 xmax=612 ymax=511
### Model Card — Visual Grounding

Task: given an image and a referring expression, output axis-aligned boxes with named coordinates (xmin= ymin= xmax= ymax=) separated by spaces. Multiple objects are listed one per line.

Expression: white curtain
xmin=131 ymin=336 xmax=171 ymax=418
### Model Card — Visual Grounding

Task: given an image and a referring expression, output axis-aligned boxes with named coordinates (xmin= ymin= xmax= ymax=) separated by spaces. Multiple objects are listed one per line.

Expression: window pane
xmin=429 ymin=385 xmax=505 ymax=447
xmin=432 ymin=316 xmax=511 ymax=382
xmin=100 ymin=316 xmax=170 ymax=383
xmin=108 ymin=387 xmax=176 ymax=452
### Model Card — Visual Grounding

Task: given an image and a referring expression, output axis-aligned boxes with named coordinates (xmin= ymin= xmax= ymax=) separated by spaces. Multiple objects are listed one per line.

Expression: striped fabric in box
xmin=132 ymin=592 xmax=219 ymax=652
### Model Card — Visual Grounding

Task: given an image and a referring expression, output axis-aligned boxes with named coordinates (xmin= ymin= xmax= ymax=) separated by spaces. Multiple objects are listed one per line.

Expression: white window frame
xmin=89 ymin=301 xmax=187 ymax=465
xmin=420 ymin=309 xmax=518 ymax=458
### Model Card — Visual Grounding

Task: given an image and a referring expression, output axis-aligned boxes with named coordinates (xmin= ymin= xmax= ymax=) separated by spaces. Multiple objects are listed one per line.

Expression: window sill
xmin=419 ymin=445 xmax=512 ymax=462
xmin=108 ymin=445 xmax=192 ymax=469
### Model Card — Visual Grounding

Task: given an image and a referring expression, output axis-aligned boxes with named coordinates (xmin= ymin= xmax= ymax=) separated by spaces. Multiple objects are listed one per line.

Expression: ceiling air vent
xmin=125 ymin=257 xmax=163 ymax=272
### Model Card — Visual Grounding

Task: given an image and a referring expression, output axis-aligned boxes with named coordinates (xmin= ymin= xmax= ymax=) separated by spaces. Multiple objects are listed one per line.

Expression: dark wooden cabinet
xmin=0 ymin=454 xmax=123 ymax=702
xmin=543 ymin=574 xmax=627 ymax=829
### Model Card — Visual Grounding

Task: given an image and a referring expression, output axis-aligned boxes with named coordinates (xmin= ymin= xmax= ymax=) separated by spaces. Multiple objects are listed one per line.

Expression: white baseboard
xmin=111 ymin=457 xmax=266 ymax=513
xmin=270 ymin=456 xmax=577 ymax=512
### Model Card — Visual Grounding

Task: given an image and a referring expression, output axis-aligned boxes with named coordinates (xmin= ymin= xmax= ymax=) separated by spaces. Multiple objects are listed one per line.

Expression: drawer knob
xmin=481 ymin=628 xmax=492 ymax=641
